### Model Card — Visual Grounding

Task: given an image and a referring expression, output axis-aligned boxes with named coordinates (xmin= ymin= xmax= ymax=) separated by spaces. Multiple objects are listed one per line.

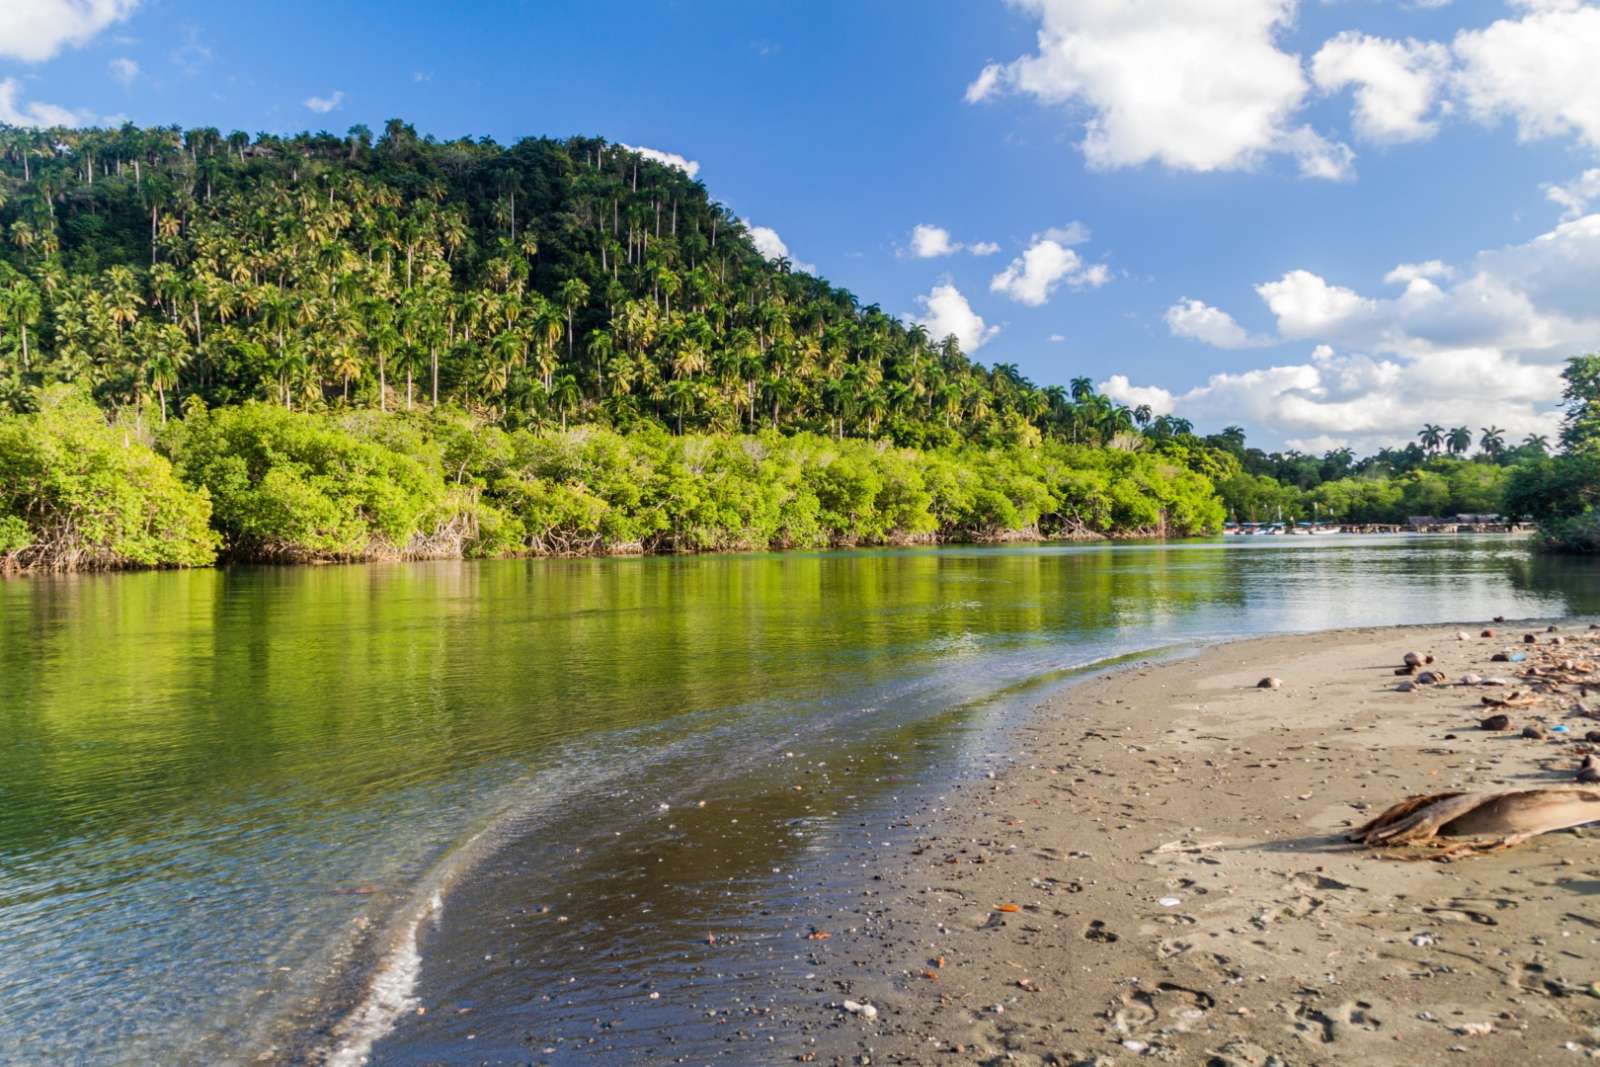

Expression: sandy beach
xmin=805 ymin=622 xmax=1600 ymax=1066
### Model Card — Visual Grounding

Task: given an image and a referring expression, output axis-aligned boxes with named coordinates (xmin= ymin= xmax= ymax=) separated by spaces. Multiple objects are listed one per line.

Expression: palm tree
xmin=1523 ymin=433 xmax=1550 ymax=455
xmin=551 ymin=373 xmax=581 ymax=430
xmin=1 ymin=278 xmax=41 ymax=372
xmin=1418 ymin=424 xmax=1444 ymax=454
xmin=558 ymin=277 xmax=589 ymax=362
xmin=1446 ymin=426 xmax=1472 ymax=455
xmin=1479 ymin=425 xmax=1505 ymax=456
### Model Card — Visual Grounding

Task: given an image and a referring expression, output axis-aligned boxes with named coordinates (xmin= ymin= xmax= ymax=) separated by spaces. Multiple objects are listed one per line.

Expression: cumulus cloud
xmin=907 ymin=283 xmax=999 ymax=352
xmin=0 ymin=77 xmax=93 ymax=127
xmin=1104 ymin=346 xmax=1561 ymax=454
xmin=966 ymin=0 xmax=1354 ymax=178
xmin=1453 ymin=2 xmax=1600 ymax=150
xmin=1311 ymin=32 xmax=1452 ymax=142
xmin=968 ymin=2 xmax=1600 ymax=180
xmin=1544 ymin=169 xmax=1600 ymax=220
xmin=1164 ymin=298 xmax=1267 ymax=349
xmin=1256 ymin=270 xmax=1378 ymax=339
xmin=988 ymin=224 xmax=1108 ymax=305
xmin=619 ymin=143 xmax=701 ymax=180
xmin=742 ymin=220 xmax=815 ymax=274
xmin=303 ymin=90 xmax=344 ymax=114
xmin=909 ymin=224 xmax=959 ymax=258
xmin=107 ymin=56 xmax=138 ymax=86
xmin=1384 ymin=260 xmax=1455 ymax=286
xmin=906 ymin=223 xmax=1001 ymax=258
xmin=1127 ymin=212 xmax=1600 ymax=449
xmin=0 ymin=0 xmax=139 ymax=63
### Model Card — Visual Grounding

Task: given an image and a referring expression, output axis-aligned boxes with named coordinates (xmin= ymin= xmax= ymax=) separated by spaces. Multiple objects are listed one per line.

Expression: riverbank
xmin=804 ymin=622 xmax=1600 ymax=1066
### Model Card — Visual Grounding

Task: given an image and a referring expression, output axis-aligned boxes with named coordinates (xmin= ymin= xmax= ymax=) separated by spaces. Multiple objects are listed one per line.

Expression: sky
xmin=1 ymin=0 xmax=1599 ymax=454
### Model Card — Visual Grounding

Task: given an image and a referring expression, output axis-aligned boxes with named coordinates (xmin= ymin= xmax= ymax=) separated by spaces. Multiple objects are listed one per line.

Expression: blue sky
xmin=3 ymin=0 xmax=1599 ymax=452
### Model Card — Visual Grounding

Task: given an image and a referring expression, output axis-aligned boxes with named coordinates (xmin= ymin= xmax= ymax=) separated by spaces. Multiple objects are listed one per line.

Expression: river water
xmin=1 ymin=536 xmax=1595 ymax=1064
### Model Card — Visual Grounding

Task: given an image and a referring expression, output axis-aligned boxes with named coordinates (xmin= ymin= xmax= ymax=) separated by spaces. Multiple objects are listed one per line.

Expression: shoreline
xmin=0 ymin=528 xmax=1538 ymax=580
xmin=800 ymin=621 xmax=1600 ymax=1066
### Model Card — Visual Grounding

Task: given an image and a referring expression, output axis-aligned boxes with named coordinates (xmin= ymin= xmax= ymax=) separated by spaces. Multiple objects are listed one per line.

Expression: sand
xmin=805 ymin=622 xmax=1600 ymax=1066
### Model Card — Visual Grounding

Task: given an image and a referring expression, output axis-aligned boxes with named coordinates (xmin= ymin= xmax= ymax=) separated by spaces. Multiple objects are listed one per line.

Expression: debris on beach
xmin=1579 ymin=755 xmax=1600 ymax=784
xmin=1256 ymin=677 xmax=1282 ymax=690
xmin=841 ymin=999 xmax=878 ymax=1020
xmin=1349 ymin=787 xmax=1600 ymax=858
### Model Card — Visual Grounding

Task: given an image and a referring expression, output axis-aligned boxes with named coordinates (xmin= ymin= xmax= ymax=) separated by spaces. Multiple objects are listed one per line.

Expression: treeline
xmin=0 ymin=389 xmax=1225 ymax=570
xmin=1505 ymin=356 xmax=1600 ymax=552
xmin=1201 ymin=407 xmax=1556 ymax=526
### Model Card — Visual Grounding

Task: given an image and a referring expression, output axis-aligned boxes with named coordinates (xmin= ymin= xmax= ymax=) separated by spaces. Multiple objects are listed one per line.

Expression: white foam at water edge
xmin=322 ymin=890 xmax=441 ymax=1067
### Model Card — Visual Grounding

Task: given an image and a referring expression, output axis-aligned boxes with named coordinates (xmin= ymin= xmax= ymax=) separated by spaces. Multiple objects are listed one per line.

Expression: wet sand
xmin=800 ymin=622 xmax=1600 ymax=1066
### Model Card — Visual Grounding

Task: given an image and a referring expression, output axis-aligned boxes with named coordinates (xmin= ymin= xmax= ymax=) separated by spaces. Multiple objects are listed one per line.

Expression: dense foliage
xmin=1514 ymin=356 xmax=1600 ymax=552
xmin=0 ymin=388 xmax=217 ymax=569
xmin=0 ymin=397 xmax=1225 ymax=568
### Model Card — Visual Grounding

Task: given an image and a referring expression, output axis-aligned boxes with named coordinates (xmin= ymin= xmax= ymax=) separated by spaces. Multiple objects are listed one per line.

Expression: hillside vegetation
xmin=0 ymin=120 xmax=1226 ymax=568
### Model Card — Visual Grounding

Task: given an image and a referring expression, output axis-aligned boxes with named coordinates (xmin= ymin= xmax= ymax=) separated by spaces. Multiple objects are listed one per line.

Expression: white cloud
xmin=1164 ymin=298 xmax=1266 ymax=348
xmin=906 ymin=223 xmax=1002 ymax=258
xmin=989 ymin=225 xmax=1108 ymax=305
xmin=1118 ymin=212 xmax=1600 ymax=449
xmin=1256 ymin=270 xmax=1378 ymax=338
xmin=1311 ymin=32 xmax=1452 ymax=143
xmin=0 ymin=0 xmax=138 ymax=63
xmin=1453 ymin=3 xmax=1600 ymax=150
xmin=907 ymin=283 xmax=999 ymax=352
xmin=969 ymin=0 xmax=1352 ymax=178
xmin=1104 ymin=346 xmax=1561 ymax=454
xmin=303 ymin=90 xmax=344 ymax=114
xmin=1048 ymin=333 xmax=1067 ymax=342
xmin=1279 ymin=125 xmax=1357 ymax=181
xmin=1100 ymin=374 xmax=1176 ymax=415
xmin=742 ymin=220 xmax=815 ymax=274
xmin=965 ymin=62 xmax=1004 ymax=103
xmin=619 ymin=144 xmax=701 ymax=180
xmin=909 ymin=224 xmax=959 ymax=258
xmin=1384 ymin=259 xmax=1454 ymax=286
xmin=0 ymin=77 xmax=93 ymax=127
xmin=107 ymin=56 xmax=138 ymax=86
xmin=1544 ymin=169 xmax=1600 ymax=220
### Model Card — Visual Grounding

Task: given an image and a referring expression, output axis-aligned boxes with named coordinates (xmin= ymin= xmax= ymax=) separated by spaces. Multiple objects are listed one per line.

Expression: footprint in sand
xmin=1293 ymin=999 xmax=1385 ymax=1044
xmin=1113 ymin=982 xmax=1215 ymax=1037
xmin=1421 ymin=895 xmax=1518 ymax=926
xmin=1083 ymin=919 xmax=1119 ymax=942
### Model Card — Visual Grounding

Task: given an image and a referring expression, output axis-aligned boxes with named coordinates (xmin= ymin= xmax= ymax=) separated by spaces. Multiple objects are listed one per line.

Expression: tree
xmin=1560 ymin=354 xmax=1600 ymax=452
xmin=1418 ymin=424 xmax=1444 ymax=454
xmin=1446 ymin=426 xmax=1471 ymax=455
xmin=1479 ymin=425 xmax=1505 ymax=457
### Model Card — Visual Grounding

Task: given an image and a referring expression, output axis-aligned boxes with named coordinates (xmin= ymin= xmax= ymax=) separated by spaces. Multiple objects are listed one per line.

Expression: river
xmin=1 ymin=536 xmax=1595 ymax=1064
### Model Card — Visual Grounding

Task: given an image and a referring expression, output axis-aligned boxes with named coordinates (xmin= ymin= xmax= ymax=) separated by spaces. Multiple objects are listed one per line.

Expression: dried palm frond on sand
xmin=1348 ymin=787 xmax=1600 ymax=861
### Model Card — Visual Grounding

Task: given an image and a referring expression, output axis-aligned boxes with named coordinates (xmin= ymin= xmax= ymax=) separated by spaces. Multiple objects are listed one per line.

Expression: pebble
xmin=1257 ymin=677 xmax=1282 ymax=690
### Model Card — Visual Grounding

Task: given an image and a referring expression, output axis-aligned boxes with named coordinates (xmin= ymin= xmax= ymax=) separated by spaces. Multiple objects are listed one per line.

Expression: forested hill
xmin=0 ymin=118 xmax=1158 ymax=447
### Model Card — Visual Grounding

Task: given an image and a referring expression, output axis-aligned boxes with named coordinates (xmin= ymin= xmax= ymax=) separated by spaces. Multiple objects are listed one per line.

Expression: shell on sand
xmin=1349 ymin=788 xmax=1600 ymax=852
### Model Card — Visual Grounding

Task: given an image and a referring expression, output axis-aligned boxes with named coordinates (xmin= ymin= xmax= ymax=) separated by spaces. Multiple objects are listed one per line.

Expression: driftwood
xmin=1349 ymin=788 xmax=1600 ymax=860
